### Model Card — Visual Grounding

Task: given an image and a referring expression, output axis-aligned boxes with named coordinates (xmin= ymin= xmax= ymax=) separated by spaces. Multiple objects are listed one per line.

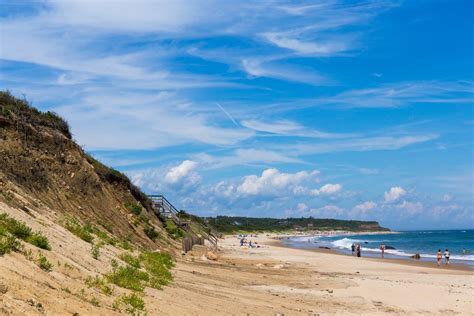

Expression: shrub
xmin=106 ymin=265 xmax=149 ymax=292
xmin=85 ymin=276 xmax=113 ymax=296
xmin=119 ymin=252 xmax=141 ymax=268
xmin=89 ymin=297 xmax=101 ymax=307
xmin=124 ymin=202 xmax=142 ymax=216
xmin=113 ymin=293 xmax=146 ymax=315
xmin=0 ymin=234 xmax=22 ymax=255
xmin=37 ymin=253 xmax=52 ymax=272
xmin=64 ymin=218 xmax=94 ymax=243
xmin=143 ymin=226 xmax=158 ymax=240
xmin=0 ymin=213 xmax=50 ymax=250
xmin=118 ymin=240 xmax=133 ymax=251
xmin=0 ymin=213 xmax=32 ymax=239
xmin=164 ymin=221 xmax=185 ymax=239
xmin=139 ymin=251 xmax=174 ymax=289
xmin=27 ymin=232 xmax=51 ymax=250
xmin=91 ymin=244 xmax=100 ymax=260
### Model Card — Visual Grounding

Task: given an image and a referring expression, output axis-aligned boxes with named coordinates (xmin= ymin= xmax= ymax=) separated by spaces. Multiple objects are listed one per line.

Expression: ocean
xmin=282 ymin=230 xmax=474 ymax=267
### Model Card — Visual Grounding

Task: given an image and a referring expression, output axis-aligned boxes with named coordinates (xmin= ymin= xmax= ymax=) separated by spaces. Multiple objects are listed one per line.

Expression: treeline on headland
xmin=205 ymin=216 xmax=390 ymax=234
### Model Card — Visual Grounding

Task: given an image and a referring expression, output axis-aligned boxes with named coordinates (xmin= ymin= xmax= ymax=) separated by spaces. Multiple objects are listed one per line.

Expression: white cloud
xmin=297 ymin=203 xmax=308 ymax=212
xmin=384 ymin=186 xmax=407 ymax=202
xmin=311 ymin=183 xmax=342 ymax=196
xmin=395 ymin=201 xmax=423 ymax=215
xmin=237 ymin=168 xmax=319 ymax=195
xmin=241 ymin=119 xmax=354 ymax=139
xmin=165 ymin=160 xmax=198 ymax=184
xmin=262 ymin=32 xmax=349 ymax=56
xmin=353 ymin=201 xmax=377 ymax=213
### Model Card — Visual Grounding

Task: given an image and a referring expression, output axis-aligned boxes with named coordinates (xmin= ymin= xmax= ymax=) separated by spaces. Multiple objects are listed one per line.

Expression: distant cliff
xmin=206 ymin=216 xmax=390 ymax=233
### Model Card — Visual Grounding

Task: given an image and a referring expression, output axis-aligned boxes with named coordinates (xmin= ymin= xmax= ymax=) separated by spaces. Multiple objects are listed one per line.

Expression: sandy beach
xmin=152 ymin=233 xmax=474 ymax=315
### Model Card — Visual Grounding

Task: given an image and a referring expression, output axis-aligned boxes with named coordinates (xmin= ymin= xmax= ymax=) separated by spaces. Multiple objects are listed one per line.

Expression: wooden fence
xmin=182 ymin=236 xmax=205 ymax=253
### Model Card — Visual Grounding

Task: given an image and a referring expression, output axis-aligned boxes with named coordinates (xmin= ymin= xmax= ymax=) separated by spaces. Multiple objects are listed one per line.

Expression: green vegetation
xmin=64 ymin=218 xmax=94 ymax=243
xmin=27 ymin=232 xmax=51 ymax=250
xmin=106 ymin=265 xmax=150 ymax=292
xmin=113 ymin=293 xmax=146 ymax=315
xmin=85 ymin=275 xmax=113 ymax=296
xmin=91 ymin=243 xmax=101 ymax=260
xmin=119 ymin=252 xmax=141 ymax=268
xmin=206 ymin=216 xmax=390 ymax=233
xmin=0 ymin=91 xmax=71 ymax=138
xmin=0 ymin=213 xmax=51 ymax=251
xmin=0 ymin=234 xmax=22 ymax=255
xmin=143 ymin=225 xmax=159 ymax=240
xmin=89 ymin=296 xmax=101 ymax=307
xmin=37 ymin=253 xmax=52 ymax=271
xmin=107 ymin=251 xmax=174 ymax=292
xmin=164 ymin=220 xmax=185 ymax=239
xmin=83 ymin=152 xmax=152 ymax=214
xmin=125 ymin=202 xmax=142 ymax=216
xmin=0 ymin=190 xmax=13 ymax=202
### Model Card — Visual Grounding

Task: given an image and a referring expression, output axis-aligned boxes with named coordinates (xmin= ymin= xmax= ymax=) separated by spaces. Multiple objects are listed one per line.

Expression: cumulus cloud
xmin=310 ymin=183 xmax=342 ymax=196
xmin=395 ymin=201 xmax=423 ymax=215
xmin=165 ymin=160 xmax=198 ymax=184
xmin=384 ymin=186 xmax=406 ymax=202
xmin=353 ymin=201 xmax=377 ymax=213
xmin=237 ymin=168 xmax=319 ymax=196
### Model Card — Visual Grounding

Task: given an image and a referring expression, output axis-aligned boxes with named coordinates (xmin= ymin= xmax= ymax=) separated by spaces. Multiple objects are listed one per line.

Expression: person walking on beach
xmin=437 ymin=249 xmax=442 ymax=266
xmin=351 ymin=243 xmax=355 ymax=255
xmin=444 ymin=249 xmax=450 ymax=265
xmin=380 ymin=243 xmax=386 ymax=258
xmin=356 ymin=244 xmax=361 ymax=257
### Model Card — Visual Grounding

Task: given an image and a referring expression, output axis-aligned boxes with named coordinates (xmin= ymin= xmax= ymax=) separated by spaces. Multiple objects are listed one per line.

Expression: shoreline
xmin=270 ymin=238 xmax=474 ymax=272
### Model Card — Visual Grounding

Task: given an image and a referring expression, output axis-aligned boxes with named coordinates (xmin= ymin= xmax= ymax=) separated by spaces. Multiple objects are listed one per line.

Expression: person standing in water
xmin=351 ymin=243 xmax=355 ymax=255
xmin=437 ymin=249 xmax=442 ymax=266
xmin=444 ymin=249 xmax=450 ymax=265
xmin=356 ymin=244 xmax=361 ymax=257
xmin=380 ymin=243 xmax=386 ymax=258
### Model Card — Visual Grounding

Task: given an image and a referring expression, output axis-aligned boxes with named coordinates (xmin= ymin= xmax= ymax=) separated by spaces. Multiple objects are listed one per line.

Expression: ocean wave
xmin=331 ymin=238 xmax=362 ymax=250
xmin=328 ymin=238 xmax=474 ymax=261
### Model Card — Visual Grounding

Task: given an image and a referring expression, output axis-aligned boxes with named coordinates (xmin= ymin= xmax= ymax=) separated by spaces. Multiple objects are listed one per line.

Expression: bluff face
xmin=0 ymin=91 xmax=168 ymax=247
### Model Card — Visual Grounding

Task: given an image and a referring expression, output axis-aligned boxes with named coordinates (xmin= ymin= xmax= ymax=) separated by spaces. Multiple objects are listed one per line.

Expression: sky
xmin=0 ymin=0 xmax=473 ymax=230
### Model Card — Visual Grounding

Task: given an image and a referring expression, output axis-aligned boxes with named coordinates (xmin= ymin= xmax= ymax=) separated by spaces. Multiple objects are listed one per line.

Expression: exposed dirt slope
xmin=0 ymin=91 xmax=169 ymax=248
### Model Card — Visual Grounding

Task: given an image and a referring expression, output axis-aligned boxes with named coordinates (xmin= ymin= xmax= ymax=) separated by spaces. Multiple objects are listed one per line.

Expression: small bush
xmin=124 ymin=202 xmax=142 ymax=216
xmin=0 ymin=234 xmax=22 ymax=255
xmin=85 ymin=276 xmax=113 ymax=296
xmin=91 ymin=244 xmax=100 ymax=260
xmin=143 ymin=226 xmax=158 ymax=240
xmin=106 ymin=265 xmax=149 ymax=292
xmin=0 ymin=191 xmax=13 ymax=202
xmin=0 ymin=213 xmax=32 ymax=239
xmin=89 ymin=296 xmax=101 ymax=307
xmin=27 ymin=232 xmax=51 ymax=250
xmin=119 ymin=252 xmax=141 ymax=268
xmin=139 ymin=251 xmax=174 ymax=289
xmin=65 ymin=218 xmax=94 ymax=243
xmin=113 ymin=293 xmax=146 ymax=315
xmin=165 ymin=221 xmax=185 ymax=239
xmin=37 ymin=253 xmax=53 ymax=272
xmin=118 ymin=240 xmax=133 ymax=251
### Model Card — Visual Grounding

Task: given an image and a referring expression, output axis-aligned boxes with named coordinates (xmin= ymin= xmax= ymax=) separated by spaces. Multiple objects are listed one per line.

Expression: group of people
xmin=238 ymin=234 xmax=260 ymax=248
xmin=437 ymin=249 xmax=450 ymax=266
xmin=351 ymin=243 xmax=362 ymax=257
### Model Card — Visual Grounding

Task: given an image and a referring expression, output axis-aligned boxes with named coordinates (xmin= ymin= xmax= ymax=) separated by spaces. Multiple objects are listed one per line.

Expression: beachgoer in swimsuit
xmin=444 ymin=249 xmax=450 ymax=265
xmin=351 ymin=243 xmax=355 ymax=255
xmin=437 ymin=249 xmax=442 ymax=266
xmin=380 ymin=243 xmax=385 ymax=258
xmin=356 ymin=244 xmax=361 ymax=257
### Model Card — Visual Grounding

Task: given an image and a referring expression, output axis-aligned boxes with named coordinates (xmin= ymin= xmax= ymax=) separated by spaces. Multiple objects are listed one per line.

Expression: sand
xmin=1 ymin=200 xmax=473 ymax=316
xmin=152 ymin=234 xmax=474 ymax=315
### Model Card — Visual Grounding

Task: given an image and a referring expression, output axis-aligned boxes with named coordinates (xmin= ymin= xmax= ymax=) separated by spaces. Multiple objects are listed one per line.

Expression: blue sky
xmin=1 ymin=0 xmax=473 ymax=230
